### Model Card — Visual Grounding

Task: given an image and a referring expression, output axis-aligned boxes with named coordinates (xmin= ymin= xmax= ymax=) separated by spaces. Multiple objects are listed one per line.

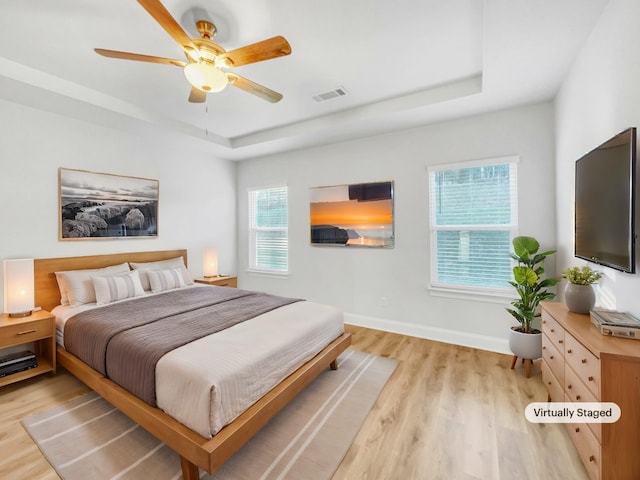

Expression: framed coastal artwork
xmin=59 ymin=168 xmax=159 ymax=240
xmin=309 ymin=180 xmax=394 ymax=248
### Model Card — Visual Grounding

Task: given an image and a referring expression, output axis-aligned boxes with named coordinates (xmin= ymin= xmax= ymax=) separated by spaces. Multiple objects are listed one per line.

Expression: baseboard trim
xmin=344 ymin=312 xmax=511 ymax=355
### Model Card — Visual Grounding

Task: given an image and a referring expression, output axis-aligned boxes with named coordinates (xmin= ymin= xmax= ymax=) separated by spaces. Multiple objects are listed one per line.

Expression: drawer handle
xmin=575 ymin=427 xmax=580 ymax=433
xmin=581 ymin=358 xmax=587 ymax=364
xmin=558 ymin=340 xmax=563 ymax=344
xmin=588 ymin=376 xmax=594 ymax=382
xmin=550 ymin=328 xmax=555 ymax=332
xmin=589 ymin=455 xmax=595 ymax=463
xmin=567 ymin=349 xmax=572 ymax=354
xmin=567 ymin=384 xmax=572 ymax=390
xmin=576 ymin=395 xmax=581 ymax=400
xmin=17 ymin=329 xmax=37 ymax=335
xmin=550 ymin=355 xmax=554 ymax=360
xmin=542 ymin=346 xmax=546 ymax=350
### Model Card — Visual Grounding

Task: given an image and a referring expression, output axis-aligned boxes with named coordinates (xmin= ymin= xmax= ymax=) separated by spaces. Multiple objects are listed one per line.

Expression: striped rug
xmin=22 ymin=350 xmax=397 ymax=480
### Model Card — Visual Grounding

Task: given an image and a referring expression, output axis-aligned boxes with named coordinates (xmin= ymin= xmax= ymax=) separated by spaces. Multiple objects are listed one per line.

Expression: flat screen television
xmin=574 ymin=127 xmax=637 ymax=273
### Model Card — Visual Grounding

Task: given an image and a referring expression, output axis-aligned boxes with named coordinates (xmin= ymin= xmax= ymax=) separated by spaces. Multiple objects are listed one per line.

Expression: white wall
xmin=0 ymin=99 xmax=237 ymax=309
xmin=555 ymin=0 xmax=640 ymax=315
xmin=237 ymin=102 xmax=556 ymax=353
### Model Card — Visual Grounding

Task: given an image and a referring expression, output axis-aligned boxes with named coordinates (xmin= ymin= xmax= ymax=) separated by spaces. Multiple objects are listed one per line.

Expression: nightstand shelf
xmin=194 ymin=276 xmax=238 ymax=288
xmin=0 ymin=310 xmax=56 ymax=388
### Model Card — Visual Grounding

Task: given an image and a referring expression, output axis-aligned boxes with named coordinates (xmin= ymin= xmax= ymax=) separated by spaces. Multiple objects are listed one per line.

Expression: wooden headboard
xmin=34 ymin=249 xmax=188 ymax=312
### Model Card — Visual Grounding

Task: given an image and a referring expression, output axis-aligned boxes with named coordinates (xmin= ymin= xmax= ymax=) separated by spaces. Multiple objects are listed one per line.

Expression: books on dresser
xmin=590 ymin=308 xmax=640 ymax=340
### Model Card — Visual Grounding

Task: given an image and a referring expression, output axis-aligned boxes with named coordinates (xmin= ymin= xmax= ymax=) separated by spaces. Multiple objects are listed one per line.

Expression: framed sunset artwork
xmin=309 ymin=181 xmax=394 ymax=248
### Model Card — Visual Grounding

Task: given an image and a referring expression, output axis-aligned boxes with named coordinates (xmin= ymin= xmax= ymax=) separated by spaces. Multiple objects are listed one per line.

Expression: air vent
xmin=312 ymin=86 xmax=349 ymax=103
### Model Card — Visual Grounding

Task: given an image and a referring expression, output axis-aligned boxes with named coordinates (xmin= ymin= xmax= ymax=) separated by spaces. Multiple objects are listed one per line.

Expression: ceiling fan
xmin=95 ymin=0 xmax=292 ymax=103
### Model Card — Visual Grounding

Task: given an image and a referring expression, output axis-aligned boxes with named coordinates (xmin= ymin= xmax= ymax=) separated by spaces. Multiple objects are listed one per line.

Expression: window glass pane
xmin=255 ymin=188 xmax=288 ymax=228
xmin=436 ymin=230 xmax=512 ymax=287
xmin=255 ymin=231 xmax=288 ymax=270
xmin=434 ymin=164 xmax=512 ymax=225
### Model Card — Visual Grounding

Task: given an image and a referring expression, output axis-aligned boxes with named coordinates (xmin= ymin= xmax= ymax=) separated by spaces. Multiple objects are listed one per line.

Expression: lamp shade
xmin=203 ymin=247 xmax=218 ymax=277
xmin=3 ymin=258 xmax=34 ymax=317
xmin=184 ymin=62 xmax=228 ymax=93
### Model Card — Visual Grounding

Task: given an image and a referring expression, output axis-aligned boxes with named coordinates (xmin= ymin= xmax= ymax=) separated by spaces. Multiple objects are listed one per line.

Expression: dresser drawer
xmin=0 ymin=318 xmax=54 ymax=348
xmin=567 ymin=422 xmax=601 ymax=480
xmin=565 ymin=364 xmax=601 ymax=442
xmin=541 ymin=360 xmax=564 ymax=402
xmin=542 ymin=333 xmax=564 ymax=385
xmin=542 ymin=311 xmax=566 ymax=351
xmin=565 ymin=334 xmax=600 ymax=398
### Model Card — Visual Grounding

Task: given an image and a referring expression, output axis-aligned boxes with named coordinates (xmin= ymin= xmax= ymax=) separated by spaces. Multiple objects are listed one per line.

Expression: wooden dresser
xmin=541 ymin=302 xmax=640 ymax=480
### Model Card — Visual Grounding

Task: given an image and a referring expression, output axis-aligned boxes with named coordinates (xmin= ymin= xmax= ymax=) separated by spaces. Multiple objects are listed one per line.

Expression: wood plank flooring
xmin=0 ymin=325 xmax=588 ymax=480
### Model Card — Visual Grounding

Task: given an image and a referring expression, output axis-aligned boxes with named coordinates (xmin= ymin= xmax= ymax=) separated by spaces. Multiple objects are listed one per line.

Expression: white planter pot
xmin=508 ymin=326 xmax=542 ymax=360
xmin=564 ymin=283 xmax=595 ymax=314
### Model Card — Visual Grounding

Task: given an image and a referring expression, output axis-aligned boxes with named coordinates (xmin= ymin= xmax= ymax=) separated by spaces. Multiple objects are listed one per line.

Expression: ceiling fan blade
xmin=137 ymin=0 xmax=200 ymax=60
xmin=227 ymin=73 xmax=283 ymax=103
xmin=95 ymin=48 xmax=186 ymax=67
xmin=218 ymin=36 xmax=291 ymax=68
xmin=188 ymin=87 xmax=206 ymax=103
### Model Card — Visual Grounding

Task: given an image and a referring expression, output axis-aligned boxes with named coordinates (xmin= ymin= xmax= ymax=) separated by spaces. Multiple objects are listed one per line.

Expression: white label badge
xmin=525 ymin=402 xmax=621 ymax=423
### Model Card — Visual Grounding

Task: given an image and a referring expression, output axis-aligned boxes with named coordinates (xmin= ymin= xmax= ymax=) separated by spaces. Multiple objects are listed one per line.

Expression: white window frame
xmin=427 ymin=155 xmax=519 ymax=299
xmin=247 ymin=184 xmax=289 ymax=275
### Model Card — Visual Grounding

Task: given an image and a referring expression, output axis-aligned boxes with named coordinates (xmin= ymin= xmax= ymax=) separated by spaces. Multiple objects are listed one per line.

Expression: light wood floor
xmin=0 ymin=325 xmax=588 ymax=480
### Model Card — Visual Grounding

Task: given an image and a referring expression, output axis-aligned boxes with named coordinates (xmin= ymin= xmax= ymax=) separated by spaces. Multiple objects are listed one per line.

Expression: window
xmin=248 ymin=185 xmax=288 ymax=273
xmin=428 ymin=156 xmax=519 ymax=294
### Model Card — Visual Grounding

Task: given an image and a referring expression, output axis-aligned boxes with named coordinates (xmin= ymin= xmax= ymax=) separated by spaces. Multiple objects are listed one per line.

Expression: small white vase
xmin=564 ymin=283 xmax=595 ymax=314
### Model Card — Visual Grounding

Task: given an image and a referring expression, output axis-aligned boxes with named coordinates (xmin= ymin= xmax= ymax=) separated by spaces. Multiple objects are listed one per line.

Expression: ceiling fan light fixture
xmin=184 ymin=62 xmax=227 ymax=93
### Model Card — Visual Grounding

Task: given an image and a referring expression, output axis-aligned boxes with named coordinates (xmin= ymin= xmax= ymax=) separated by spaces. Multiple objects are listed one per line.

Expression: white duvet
xmin=53 ymin=292 xmax=344 ymax=438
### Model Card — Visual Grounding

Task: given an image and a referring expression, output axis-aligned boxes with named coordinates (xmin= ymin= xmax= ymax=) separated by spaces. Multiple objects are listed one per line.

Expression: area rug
xmin=22 ymin=350 xmax=397 ymax=480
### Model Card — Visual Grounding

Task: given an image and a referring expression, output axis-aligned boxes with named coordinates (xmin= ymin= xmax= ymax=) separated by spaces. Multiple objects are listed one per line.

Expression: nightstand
xmin=0 ymin=310 xmax=56 ymax=387
xmin=194 ymin=276 xmax=238 ymax=288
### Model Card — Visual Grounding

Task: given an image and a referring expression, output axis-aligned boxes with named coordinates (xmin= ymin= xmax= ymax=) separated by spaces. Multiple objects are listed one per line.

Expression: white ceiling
xmin=0 ymin=0 xmax=608 ymax=160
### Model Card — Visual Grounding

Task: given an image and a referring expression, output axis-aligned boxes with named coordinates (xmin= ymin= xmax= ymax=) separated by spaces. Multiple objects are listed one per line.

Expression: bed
xmin=34 ymin=249 xmax=351 ymax=479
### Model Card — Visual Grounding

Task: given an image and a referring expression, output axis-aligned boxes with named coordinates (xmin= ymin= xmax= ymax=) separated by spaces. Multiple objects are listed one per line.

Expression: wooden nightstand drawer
xmin=194 ymin=276 xmax=238 ymax=288
xmin=0 ymin=318 xmax=54 ymax=348
xmin=542 ymin=333 xmax=564 ymax=385
xmin=565 ymin=334 xmax=599 ymax=398
xmin=542 ymin=311 xmax=565 ymax=351
xmin=568 ymin=423 xmax=601 ymax=480
xmin=541 ymin=359 xmax=564 ymax=402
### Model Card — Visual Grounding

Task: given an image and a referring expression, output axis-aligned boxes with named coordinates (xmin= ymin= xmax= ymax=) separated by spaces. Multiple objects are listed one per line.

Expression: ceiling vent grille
xmin=312 ymin=86 xmax=348 ymax=103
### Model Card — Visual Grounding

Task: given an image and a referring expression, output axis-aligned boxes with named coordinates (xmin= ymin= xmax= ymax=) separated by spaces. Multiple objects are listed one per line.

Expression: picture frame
xmin=310 ymin=180 xmax=394 ymax=248
xmin=59 ymin=168 xmax=159 ymax=240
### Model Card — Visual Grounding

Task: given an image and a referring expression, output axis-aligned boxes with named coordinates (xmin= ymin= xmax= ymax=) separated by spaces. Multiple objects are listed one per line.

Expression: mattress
xmin=52 ymin=288 xmax=344 ymax=438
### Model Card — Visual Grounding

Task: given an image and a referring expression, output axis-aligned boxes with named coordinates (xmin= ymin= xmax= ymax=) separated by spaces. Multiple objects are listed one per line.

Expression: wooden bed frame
xmin=34 ymin=249 xmax=351 ymax=479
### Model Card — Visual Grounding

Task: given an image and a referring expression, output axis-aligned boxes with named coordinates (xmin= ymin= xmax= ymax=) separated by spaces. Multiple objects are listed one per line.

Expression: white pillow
xmin=92 ymin=270 xmax=146 ymax=306
xmin=146 ymin=268 xmax=187 ymax=293
xmin=129 ymin=257 xmax=192 ymax=291
xmin=55 ymin=263 xmax=130 ymax=306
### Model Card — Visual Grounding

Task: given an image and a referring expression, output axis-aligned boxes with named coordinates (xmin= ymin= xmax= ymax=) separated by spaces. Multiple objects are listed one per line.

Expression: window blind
xmin=248 ymin=186 xmax=289 ymax=272
xmin=428 ymin=157 xmax=519 ymax=291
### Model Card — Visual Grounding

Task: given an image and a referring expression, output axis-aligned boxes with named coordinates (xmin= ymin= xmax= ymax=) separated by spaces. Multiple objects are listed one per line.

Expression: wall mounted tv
xmin=574 ymin=127 xmax=637 ymax=273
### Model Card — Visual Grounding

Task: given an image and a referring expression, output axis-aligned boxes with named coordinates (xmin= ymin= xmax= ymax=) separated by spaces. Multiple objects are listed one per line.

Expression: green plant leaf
xmin=513 ymin=266 xmax=538 ymax=285
xmin=512 ymin=236 xmax=540 ymax=259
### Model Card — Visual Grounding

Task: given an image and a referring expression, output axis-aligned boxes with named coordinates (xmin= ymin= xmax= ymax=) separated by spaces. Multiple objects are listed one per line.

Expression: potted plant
xmin=562 ymin=265 xmax=602 ymax=314
xmin=506 ymin=236 xmax=558 ymax=373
